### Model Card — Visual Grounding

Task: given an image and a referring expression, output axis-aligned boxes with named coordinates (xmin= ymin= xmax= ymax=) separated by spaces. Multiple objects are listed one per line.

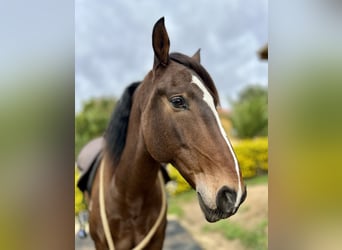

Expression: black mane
xmin=104 ymin=82 xmax=141 ymax=165
xmin=170 ymin=52 xmax=220 ymax=106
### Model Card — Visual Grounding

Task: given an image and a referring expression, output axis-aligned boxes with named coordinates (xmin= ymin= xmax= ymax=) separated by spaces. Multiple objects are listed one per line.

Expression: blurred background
xmin=75 ymin=0 xmax=268 ymax=249
xmin=1 ymin=0 xmax=342 ymax=250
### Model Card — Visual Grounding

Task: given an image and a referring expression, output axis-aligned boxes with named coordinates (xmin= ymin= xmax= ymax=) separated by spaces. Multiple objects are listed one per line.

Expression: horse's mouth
xmin=197 ymin=192 xmax=237 ymax=223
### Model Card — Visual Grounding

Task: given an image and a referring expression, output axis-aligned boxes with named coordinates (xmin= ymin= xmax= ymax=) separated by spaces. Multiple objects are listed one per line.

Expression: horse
xmin=82 ymin=17 xmax=247 ymax=250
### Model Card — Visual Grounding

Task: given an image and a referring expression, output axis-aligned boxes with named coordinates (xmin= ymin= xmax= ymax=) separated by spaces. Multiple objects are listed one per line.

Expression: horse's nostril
xmin=216 ymin=186 xmax=237 ymax=213
xmin=225 ymin=192 xmax=234 ymax=204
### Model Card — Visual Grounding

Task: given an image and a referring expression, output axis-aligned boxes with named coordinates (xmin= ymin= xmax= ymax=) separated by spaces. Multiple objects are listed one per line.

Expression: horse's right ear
xmin=152 ymin=17 xmax=170 ymax=68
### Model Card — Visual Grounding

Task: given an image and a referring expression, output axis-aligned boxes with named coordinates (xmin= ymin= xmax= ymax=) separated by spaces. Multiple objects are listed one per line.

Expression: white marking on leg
xmin=191 ymin=74 xmax=243 ymax=207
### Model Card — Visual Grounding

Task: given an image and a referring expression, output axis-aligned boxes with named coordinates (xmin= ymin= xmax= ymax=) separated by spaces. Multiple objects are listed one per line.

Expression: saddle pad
xmin=77 ymin=137 xmax=104 ymax=173
xmin=77 ymin=137 xmax=104 ymax=194
xmin=77 ymin=153 xmax=102 ymax=194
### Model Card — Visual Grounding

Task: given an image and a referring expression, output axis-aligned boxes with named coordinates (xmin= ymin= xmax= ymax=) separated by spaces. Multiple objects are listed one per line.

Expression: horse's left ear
xmin=192 ymin=48 xmax=201 ymax=63
xmin=152 ymin=17 xmax=170 ymax=68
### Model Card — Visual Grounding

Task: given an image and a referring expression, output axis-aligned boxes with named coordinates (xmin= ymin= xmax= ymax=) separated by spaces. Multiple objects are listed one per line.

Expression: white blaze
xmin=191 ymin=74 xmax=243 ymax=207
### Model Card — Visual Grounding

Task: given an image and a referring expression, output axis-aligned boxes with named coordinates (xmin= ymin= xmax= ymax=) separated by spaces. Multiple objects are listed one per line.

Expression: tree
xmin=230 ymin=85 xmax=268 ymax=138
xmin=75 ymin=97 xmax=117 ymax=156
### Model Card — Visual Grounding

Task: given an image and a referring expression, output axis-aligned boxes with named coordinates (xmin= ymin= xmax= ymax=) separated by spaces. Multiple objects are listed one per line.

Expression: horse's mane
xmin=170 ymin=52 xmax=220 ymax=106
xmin=104 ymin=81 xmax=141 ymax=165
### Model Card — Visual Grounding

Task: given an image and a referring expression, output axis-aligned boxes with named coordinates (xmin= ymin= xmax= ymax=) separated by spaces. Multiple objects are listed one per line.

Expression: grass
xmin=167 ymin=189 xmax=196 ymax=217
xmin=168 ymin=175 xmax=268 ymax=249
xmin=245 ymin=174 xmax=268 ymax=186
xmin=203 ymin=219 xmax=268 ymax=250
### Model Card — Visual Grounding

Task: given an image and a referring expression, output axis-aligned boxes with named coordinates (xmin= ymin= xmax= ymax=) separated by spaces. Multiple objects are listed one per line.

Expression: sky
xmin=75 ymin=0 xmax=268 ymax=112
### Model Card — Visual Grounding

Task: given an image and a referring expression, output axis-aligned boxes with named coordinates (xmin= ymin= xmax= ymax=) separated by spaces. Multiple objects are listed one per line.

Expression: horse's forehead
xmin=164 ymin=64 xmax=192 ymax=84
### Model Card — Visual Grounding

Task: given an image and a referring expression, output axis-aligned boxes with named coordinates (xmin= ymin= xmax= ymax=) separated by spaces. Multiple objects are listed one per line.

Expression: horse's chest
xmin=112 ymin=218 xmax=150 ymax=248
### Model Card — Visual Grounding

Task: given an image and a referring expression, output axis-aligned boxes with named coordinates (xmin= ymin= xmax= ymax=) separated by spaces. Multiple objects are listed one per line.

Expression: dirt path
xmin=177 ymin=183 xmax=268 ymax=250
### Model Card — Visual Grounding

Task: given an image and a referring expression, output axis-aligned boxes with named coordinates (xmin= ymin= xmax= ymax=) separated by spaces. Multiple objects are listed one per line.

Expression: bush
xmin=75 ymin=97 xmax=116 ymax=157
xmin=230 ymin=85 xmax=268 ymax=138
xmin=234 ymin=137 xmax=268 ymax=178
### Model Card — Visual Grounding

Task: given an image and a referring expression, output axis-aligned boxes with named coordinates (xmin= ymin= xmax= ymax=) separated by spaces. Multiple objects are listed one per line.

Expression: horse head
xmin=139 ymin=17 xmax=247 ymax=222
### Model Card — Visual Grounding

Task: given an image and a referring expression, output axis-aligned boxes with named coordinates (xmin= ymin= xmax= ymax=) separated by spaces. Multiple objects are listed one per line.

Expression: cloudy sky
xmin=75 ymin=0 xmax=268 ymax=112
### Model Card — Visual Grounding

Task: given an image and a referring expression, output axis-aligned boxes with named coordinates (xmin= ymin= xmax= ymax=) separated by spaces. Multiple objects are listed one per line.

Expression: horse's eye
xmin=170 ymin=96 xmax=187 ymax=109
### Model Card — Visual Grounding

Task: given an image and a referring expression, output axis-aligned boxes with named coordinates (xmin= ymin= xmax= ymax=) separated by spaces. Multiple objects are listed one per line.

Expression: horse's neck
xmin=107 ymin=107 xmax=161 ymax=217
xmin=102 ymin=138 xmax=161 ymax=247
xmin=112 ymin=145 xmax=160 ymax=201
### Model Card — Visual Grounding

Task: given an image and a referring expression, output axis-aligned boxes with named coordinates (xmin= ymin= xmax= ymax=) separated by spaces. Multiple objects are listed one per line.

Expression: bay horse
xmin=84 ymin=17 xmax=247 ymax=250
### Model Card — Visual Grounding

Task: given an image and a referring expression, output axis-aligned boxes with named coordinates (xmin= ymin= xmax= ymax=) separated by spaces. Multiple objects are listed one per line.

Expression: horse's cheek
xmin=141 ymin=109 xmax=168 ymax=162
xmin=142 ymin=106 xmax=172 ymax=162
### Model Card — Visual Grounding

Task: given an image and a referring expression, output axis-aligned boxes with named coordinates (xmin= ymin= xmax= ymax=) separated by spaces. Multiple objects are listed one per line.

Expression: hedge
xmin=233 ymin=137 xmax=268 ymax=178
xmin=166 ymin=137 xmax=268 ymax=194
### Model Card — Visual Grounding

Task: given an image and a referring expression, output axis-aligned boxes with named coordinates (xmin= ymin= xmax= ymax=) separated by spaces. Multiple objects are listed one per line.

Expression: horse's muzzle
xmin=197 ymin=186 xmax=247 ymax=223
xmin=216 ymin=186 xmax=237 ymax=214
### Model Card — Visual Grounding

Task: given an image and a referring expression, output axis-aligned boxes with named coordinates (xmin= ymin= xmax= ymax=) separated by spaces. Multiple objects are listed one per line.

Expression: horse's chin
xmin=197 ymin=193 xmax=234 ymax=223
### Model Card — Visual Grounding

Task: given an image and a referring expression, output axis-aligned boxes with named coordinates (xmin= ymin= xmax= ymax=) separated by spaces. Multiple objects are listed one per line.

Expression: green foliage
xmin=234 ymin=137 xmax=268 ymax=179
xmin=75 ymin=167 xmax=87 ymax=215
xmin=230 ymin=85 xmax=268 ymax=138
xmin=75 ymin=97 xmax=116 ymax=156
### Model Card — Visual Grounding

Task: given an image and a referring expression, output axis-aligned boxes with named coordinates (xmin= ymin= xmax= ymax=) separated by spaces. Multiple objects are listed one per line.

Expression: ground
xmin=75 ymin=180 xmax=268 ymax=250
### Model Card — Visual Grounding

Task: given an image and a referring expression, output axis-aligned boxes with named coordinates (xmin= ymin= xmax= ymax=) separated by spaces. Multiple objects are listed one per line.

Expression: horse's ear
xmin=192 ymin=48 xmax=201 ymax=63
xmin=152 ymin=17 xmax=170 ymax=68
